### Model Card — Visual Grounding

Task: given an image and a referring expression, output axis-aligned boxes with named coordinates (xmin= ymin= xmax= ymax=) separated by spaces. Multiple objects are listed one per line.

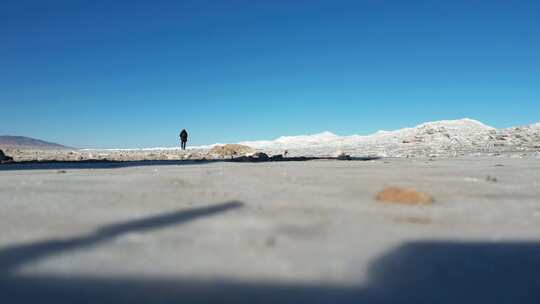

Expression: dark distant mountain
xmin=0 ymin=136 xmax=72 ymax=150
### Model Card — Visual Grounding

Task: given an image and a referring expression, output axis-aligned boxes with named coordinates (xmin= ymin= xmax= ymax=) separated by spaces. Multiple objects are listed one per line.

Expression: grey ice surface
xmin=1 ymin=157 xmax=540 ymax=303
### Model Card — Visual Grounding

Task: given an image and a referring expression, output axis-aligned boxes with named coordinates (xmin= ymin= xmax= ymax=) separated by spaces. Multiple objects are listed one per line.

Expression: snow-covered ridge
xmin=83 ymin=118 xmax=539 ymax=158
xmin=112 ymin=118 xmax=495 ymax=151
xmin=236 ymin=118 xmax=496 ymax=150
xmin=226 ymin=118 xmax=538 ymax=157
xmin=239 ymin=131 xmax=341 ymax=149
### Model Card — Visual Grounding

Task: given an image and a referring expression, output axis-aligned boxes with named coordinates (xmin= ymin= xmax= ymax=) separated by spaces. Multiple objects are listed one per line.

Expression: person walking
xmin=179 ymin=129 xmax=188 ymax=150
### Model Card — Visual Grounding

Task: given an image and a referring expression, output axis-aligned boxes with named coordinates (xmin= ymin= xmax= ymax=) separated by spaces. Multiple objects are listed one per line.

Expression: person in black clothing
xmin=179 ymin=129 xmax=188 ymax=150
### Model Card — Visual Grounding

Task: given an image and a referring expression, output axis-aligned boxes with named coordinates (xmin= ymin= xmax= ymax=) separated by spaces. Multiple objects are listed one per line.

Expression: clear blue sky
xmin=2 ymin=0 xmax=539 ymax=148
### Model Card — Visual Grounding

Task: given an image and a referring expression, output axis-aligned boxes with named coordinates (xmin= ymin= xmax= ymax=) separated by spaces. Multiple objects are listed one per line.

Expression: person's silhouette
xmin=179 ymin=129 xmax=188 ymax=150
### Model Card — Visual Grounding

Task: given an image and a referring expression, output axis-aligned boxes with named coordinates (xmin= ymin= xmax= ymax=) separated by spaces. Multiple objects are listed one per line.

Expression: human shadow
xmin=364 ymin=241 xmax=540 ymax=304
xmin=1 ymin=206 xmax=540 ymax=303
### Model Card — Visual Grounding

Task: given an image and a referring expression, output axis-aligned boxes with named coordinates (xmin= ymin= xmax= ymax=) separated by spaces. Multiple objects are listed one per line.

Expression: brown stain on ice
xmin=376 ymin=187 xmax=434 ymax=205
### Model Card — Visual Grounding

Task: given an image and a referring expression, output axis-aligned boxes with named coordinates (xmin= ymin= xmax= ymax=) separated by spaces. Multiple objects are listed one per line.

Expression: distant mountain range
xmin=0 ymin=136 xmax=72 ymax=150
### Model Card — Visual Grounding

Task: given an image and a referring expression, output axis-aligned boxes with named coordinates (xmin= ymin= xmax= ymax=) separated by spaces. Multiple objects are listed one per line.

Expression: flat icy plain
xmin=1 ymin=157 xmax=539 ymax=303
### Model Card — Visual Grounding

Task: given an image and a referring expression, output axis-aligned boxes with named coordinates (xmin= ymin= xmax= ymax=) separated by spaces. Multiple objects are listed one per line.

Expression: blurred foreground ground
xmin=1 ymin=157 xmax=539 ymax=303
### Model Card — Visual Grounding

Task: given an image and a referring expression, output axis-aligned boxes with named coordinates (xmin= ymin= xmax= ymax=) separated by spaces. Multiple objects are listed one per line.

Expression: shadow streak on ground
xmin=0 ymin=157 xmax=381 ymax=171
xmin=0 ymin=201 xmax=243 ymax=275
xmin=1 ymin=202 xmax=539 ymax=303
xmin=0 ymin=159 xmax=218 ymax=171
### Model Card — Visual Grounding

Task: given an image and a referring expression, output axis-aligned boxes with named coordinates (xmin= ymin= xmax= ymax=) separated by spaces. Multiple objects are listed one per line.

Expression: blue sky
xmin=1 ymin=0 xmax=539 ymax=148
